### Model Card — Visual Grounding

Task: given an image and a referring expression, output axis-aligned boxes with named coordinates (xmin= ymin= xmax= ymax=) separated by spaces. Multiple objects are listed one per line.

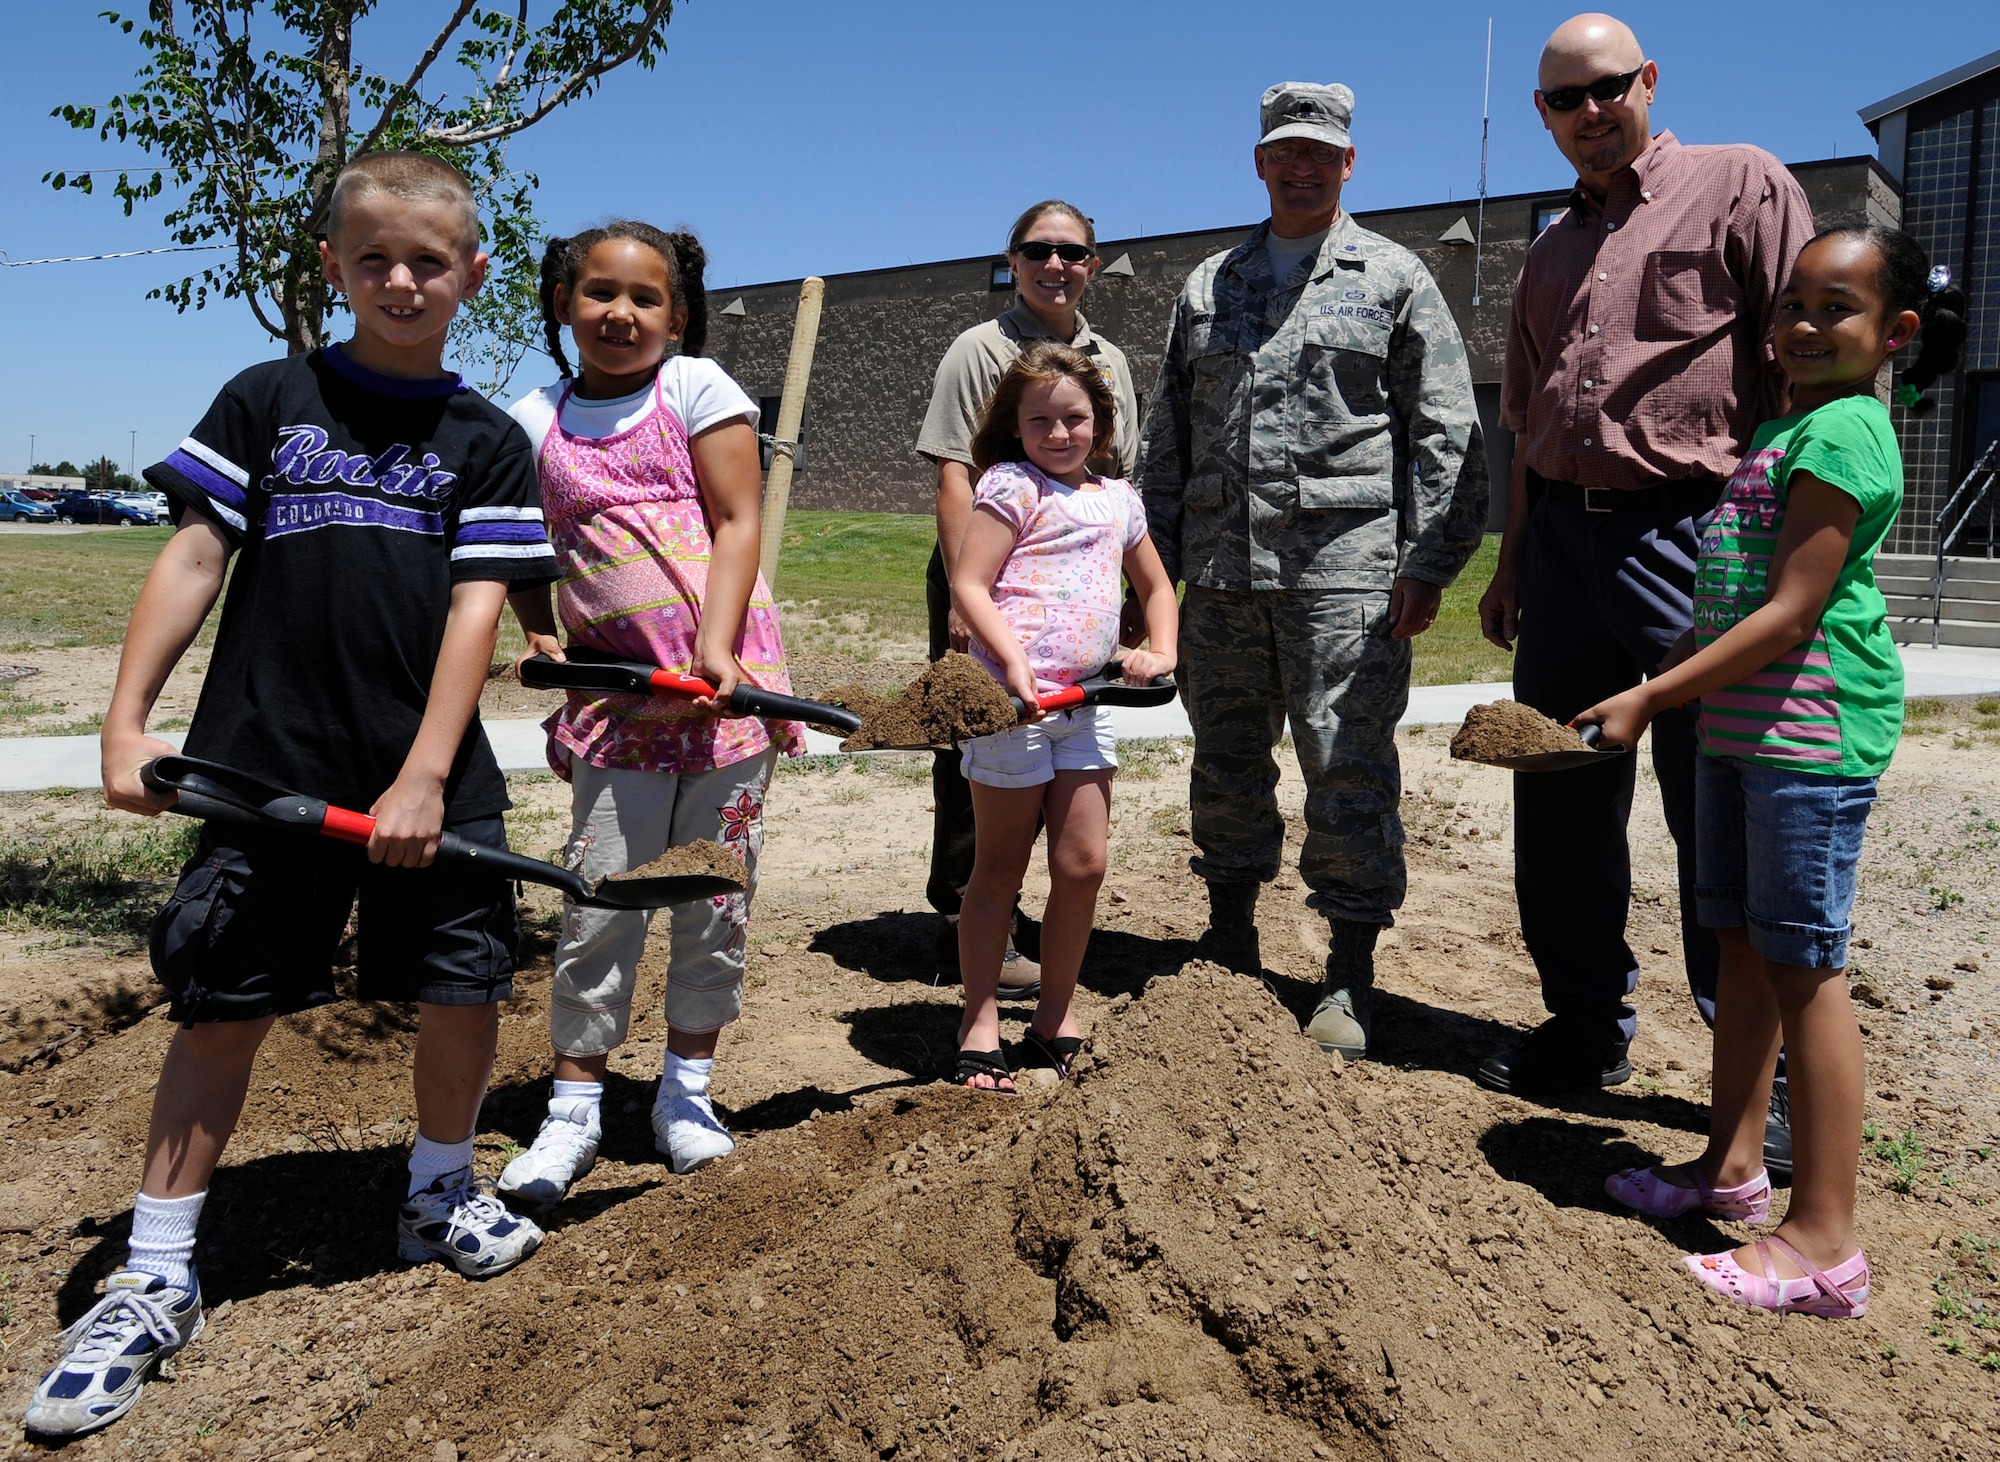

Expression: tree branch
xmin=423 ymin=0 xmax=672 ymax=148
xmin=348 ymin=0 xmax=478 ymax=160
xmin=482 ymin=0 xmax=532 ymax=117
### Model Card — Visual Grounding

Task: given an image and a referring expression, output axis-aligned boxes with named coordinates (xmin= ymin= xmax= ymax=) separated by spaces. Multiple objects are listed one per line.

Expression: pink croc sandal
xmin=1605 ymin=1163 xmax=1771 ymax=1223
xmin=1683 ymin=1236 xmax=1870 ymax=1318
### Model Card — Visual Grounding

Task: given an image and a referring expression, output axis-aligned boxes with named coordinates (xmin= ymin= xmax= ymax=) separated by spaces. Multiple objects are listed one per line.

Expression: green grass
xmin=0 ymin=526 xmax=179 ymax=650
xmin=0 ymin=513 xmax=1512 ymax=685
xmin=0 ymin=815 xmax=203 ymax=942
xmin=769 ymin=511 xmax=1512 ymax=685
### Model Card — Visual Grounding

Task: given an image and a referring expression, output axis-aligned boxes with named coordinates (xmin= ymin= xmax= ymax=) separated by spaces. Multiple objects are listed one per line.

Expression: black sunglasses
xmin=1014 ymin=240 xmax=1093 ymax=264
xmin=1540 ymin=66 xmax=1643 ymax=112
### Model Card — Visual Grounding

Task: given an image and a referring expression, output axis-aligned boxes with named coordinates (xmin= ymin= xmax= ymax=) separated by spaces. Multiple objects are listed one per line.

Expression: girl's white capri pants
xmin=549 ymin=748 xmax=775 ymax=1053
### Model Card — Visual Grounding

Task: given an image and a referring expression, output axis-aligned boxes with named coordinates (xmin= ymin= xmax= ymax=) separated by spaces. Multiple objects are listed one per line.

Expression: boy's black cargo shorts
xmin=149 ymin=816 xmax=519 ymax=1023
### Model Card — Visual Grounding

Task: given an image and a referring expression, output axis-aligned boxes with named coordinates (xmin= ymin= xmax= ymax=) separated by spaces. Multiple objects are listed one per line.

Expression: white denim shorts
xmin=959 ymin=705 xmax=1117 ymax=788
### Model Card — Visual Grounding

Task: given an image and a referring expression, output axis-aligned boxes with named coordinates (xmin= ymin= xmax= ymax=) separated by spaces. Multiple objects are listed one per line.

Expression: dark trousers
xmin=925 ymin=542 xmax=977 ymax=915
xmin=1512 ymin=495 xmax=1720 ymax=1051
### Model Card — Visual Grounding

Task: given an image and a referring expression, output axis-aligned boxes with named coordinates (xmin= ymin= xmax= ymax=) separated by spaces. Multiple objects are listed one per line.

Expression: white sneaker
xmin=396 ymin=1168 xmax=543 ymax=1277
xmin=25 ymin=1270 xmax=204 ymax=1437
xmin=652 ymin=1088 xmax=735 ymax=1174
xmin=498 ymin=1098 xmax=601 ymax=1205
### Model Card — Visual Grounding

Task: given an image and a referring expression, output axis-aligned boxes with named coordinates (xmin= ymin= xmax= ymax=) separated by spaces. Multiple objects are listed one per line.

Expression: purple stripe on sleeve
xmin=453 ymin=521 xmax=552 ymax=545
xmin=164 ymin=449 xmax=248 ymax=509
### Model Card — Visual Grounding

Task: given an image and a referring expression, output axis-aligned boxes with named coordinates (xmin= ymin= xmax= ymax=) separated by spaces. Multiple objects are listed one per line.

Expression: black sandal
xmin=1020 ymin=1028 xmax=1085 ymax=1080
xmin=953 ymin=1048 xmax=1017 ymax=1094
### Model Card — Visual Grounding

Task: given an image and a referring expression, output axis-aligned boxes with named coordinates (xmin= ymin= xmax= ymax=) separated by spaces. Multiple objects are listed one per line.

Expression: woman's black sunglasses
xmin=1014 ymin=240 xmax=1094 ymax=264
xmin=1540 ymin=66 xmax=1643 ymax=112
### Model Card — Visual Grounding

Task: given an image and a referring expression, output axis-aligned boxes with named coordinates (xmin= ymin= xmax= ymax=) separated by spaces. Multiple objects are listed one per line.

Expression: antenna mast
xmin=1472 ymin=17 xmax=1492 ymax=307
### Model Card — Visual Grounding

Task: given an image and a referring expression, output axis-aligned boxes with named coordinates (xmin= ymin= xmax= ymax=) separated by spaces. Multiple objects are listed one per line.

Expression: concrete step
xmin=1885 ymin=594 xmax=2000 ymax=623
xmin=1878 ymin=553 xmax=2000 ymax=584
xmin=1878 ymin=571 xmax=2000 ymax=599
xmin=1890 ymin=617 xmax=2000 ymax=649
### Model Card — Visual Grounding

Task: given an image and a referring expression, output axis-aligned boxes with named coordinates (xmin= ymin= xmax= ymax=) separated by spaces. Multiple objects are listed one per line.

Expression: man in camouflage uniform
xmin=1136 ymin=81 xmax=1487 ymax=1060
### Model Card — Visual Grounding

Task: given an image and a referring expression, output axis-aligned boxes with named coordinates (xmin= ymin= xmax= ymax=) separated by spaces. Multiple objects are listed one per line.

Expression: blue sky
xmin=3 ymin=1 xmax=1995 ymax=473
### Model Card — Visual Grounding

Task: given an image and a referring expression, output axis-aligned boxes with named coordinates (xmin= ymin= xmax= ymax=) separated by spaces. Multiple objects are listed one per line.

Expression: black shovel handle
xmin=523 ymin=650 xmax=863 ymax=735
xmin=1010 ymin=662 xmax=1177 ymax=716
xmin=140 ymin=756 xmax=730 ymax=908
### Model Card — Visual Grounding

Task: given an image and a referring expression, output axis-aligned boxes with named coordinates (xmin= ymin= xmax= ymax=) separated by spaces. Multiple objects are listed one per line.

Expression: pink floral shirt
xmin=968 ymin=460 xmax=1149 ymax=694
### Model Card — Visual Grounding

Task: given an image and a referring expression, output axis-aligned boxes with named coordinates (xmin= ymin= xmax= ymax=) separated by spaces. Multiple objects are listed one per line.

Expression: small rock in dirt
xmin=1954 ymin=955 xmax=1981 ymax=972
xmin=1927 ymin=975 xmax=1955 ymax=991
xmin=433 ymin=1443 xmax=459 ymax=1462
xmin=1851 ymin=983 xmax=1887 ymax=1009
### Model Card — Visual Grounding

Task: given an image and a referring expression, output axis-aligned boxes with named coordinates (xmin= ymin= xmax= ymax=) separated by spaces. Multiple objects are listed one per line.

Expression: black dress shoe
xmin=1763 ymin=1078 xmax=1793 ymax=1180
xmin=1476 ymin=1018 xmax=1633 ymax=1095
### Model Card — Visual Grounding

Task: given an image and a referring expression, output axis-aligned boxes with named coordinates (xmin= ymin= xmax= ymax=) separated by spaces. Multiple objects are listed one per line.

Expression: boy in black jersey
xmin=26 ymin=153 xmax=559 ymax=1440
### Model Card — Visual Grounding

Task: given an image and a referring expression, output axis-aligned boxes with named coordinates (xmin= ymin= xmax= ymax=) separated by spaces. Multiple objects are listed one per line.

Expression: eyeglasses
xmin=1539 ymin=67 xmax=1643 ymax=112
xmin=1259 ymin=141 xmax=1344 ymax=167
xmin=1013 ymin=240 xmax=1093 ymax=264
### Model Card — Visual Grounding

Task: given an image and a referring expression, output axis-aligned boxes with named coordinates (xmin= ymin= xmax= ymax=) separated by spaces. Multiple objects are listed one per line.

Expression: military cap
xmin=1259 ymin=82 xmax=1354 ymax=149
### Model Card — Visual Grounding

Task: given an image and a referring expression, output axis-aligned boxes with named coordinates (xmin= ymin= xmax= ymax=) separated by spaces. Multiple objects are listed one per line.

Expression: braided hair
xmin=1809 ymin=226 xmax=1969 ymax=415
xmin=537 ymin=221 xmax=710 ymax=379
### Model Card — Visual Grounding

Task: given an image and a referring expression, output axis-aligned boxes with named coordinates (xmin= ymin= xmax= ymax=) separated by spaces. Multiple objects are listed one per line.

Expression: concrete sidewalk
xmin=7 ymin=642 xmax=1997 ymax=794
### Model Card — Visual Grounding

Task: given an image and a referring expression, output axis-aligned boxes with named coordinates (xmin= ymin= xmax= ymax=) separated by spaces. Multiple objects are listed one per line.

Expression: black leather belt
xmin=1528 ymin=468 xmax=1720 ymax=515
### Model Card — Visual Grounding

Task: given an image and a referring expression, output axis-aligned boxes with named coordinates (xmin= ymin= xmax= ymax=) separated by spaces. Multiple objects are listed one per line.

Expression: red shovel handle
xmin=1037 ymin=685 xmax=1088 ymax=712
xmin=650 ymin=669 xmax=718 ymax=697
xmin=319 ymin=805 xmax=376 ymax=844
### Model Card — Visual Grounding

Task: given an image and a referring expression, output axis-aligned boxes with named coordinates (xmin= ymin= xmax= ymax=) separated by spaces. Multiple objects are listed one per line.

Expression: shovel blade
xmin=580 ymin=873 xmax=745 ymax=909
xmin=1480 ymin=747 xmax=1627 ymax=772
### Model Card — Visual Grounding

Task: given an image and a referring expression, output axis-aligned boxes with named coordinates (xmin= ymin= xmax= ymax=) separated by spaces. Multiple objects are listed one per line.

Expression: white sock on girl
xmin=406 ymin=1132 xmax=476 ymax=1198
xmin=126 ymin=1190 xmax=205 ymax=1290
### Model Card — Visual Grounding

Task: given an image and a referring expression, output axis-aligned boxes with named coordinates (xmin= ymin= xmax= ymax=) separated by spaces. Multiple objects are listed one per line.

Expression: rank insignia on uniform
xmin=1342 ymin=288 xmax=1368 ymax=301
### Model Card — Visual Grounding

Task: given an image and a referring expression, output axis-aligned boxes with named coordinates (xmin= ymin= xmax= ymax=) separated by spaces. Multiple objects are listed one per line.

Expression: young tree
xmin=48 ymin=2 xmax=676 ymax=391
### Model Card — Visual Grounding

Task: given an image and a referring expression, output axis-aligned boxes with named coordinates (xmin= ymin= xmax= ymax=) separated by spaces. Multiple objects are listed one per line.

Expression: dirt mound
xmin=191 ymin=965 xmax=1975 ymax=1461
xmin=837 ymin=651 xmax=1017 ymax=750
xmin=606 ymin=838 xmax=745 ymax=886
xmin=1450 ymin=700 xmax=1585 ymax=763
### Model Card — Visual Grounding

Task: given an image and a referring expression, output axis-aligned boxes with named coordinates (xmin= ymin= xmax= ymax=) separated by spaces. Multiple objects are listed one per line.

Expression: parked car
xmin=50 ymin=491 xmax=158 ymax=525
xmin=0 ymin=491 xmax=56 ymax=523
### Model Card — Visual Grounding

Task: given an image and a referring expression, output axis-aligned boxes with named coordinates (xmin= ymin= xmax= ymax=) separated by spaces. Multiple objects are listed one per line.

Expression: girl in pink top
xmin=500 ymin=222 xmax=801 ymax=1200
xmin=948 ymin=341 xmax=1180 ymax=1092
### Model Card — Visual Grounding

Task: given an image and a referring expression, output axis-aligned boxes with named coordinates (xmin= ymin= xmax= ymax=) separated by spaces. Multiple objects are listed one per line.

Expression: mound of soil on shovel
xmin=605 ymin=838 xmax=745 ymax=886
xmin=835 ymin=651 xmax=1018 ymax=750
xmin=1449 ymin=699 xmax=1587 ymax=763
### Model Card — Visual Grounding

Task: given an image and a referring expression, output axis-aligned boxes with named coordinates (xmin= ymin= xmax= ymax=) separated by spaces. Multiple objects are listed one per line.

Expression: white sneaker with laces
xmin=396 ymin=1168 xmax=543 ymax=1277
xmin=497 ymin=1098 xmax=601 ymax=1205
xmin=25 ymin=1270 xmax=204 ymax=1437
xmin=652 ymin=1088 xmax=735 ymax=1174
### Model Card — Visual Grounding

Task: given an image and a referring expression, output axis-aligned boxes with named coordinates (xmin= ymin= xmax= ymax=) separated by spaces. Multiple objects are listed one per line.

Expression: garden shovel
xmin=520 ymin=647 xmax=863 ymax=736
xmin=139 ymin=755 xmax=741 ymax=908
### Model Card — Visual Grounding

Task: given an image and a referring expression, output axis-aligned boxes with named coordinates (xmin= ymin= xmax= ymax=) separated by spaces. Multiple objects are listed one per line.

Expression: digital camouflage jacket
xmin=1137 ymin=214 xmax=1488 ymax=592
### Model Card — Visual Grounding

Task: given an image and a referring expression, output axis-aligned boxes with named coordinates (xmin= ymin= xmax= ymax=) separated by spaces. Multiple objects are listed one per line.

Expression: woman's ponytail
xmin=539 ymin=236 xmax=576 ymax=380
xmin=668 ymin=230 xmax=708 ymax=358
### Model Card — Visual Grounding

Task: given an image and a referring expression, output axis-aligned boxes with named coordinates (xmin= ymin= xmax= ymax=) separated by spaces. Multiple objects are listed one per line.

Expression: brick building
xmin=708 ymin=156 xmax=1894 ymax=525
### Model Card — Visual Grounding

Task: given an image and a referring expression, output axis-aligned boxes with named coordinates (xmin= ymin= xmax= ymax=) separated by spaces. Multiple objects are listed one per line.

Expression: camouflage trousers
xmin=1178 ymin=586 xmax=1409 ymax=925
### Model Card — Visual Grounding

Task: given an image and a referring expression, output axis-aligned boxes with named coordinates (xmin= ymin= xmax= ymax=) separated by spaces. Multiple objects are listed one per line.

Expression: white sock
xmin=127 ymin=1190 xmax=205 ymax=1291
xmin=661 ymin=1052 xmax=713 ymax=1101
xmin=407 ymin=1132 xmax=476 ymax=1198
xmin=551 ymin=1078 xmax=603 ymax=1118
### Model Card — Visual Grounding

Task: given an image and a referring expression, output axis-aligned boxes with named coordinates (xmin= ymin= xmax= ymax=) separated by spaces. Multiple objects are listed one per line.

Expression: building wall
xmin=708 ymin=157 xmax=1890 ymax=519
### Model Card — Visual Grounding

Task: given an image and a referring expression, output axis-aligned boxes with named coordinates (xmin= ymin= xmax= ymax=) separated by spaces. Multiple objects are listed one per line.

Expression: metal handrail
xmin=1932 ymin=439 xmax=2000 ymax=648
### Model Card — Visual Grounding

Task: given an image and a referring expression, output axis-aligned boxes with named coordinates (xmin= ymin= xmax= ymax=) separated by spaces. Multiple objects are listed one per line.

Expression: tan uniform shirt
xmin=915 ymin=296 xmax=1140 ymax=478
xmin=1500 ymin=131 xmax=1813 ymax=489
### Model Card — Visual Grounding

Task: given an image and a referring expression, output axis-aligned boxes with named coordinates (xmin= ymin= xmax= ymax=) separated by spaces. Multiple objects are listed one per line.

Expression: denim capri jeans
xmin=1694 ymin=751 xmax=1877 ymax=969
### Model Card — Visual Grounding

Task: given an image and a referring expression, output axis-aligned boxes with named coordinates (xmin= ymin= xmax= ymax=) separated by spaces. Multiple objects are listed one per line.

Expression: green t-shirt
xmin=1692 ymin=394 xmax=1904 ymax=777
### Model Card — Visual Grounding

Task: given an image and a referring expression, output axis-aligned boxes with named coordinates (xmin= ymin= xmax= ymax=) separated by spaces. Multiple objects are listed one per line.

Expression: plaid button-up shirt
xmin=1500 ymin=131 xmax=1815 ymax=490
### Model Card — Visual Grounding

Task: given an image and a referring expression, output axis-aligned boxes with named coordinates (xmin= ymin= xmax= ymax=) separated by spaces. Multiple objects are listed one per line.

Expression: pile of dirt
xmin=835 ymin=651 xmax=1018 ymax=750
xmin=1449 ymin=700 xmax=1586 ymax=763
xmin=605 ymin=838 xmax=745 ymax=886
xmin=271 ymin=963 xmax=1987 ymax=1460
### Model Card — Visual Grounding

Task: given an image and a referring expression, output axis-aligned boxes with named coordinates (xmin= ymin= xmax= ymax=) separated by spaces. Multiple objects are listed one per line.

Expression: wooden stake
xmin=757 ymin=276 xmax=825 ymax=590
